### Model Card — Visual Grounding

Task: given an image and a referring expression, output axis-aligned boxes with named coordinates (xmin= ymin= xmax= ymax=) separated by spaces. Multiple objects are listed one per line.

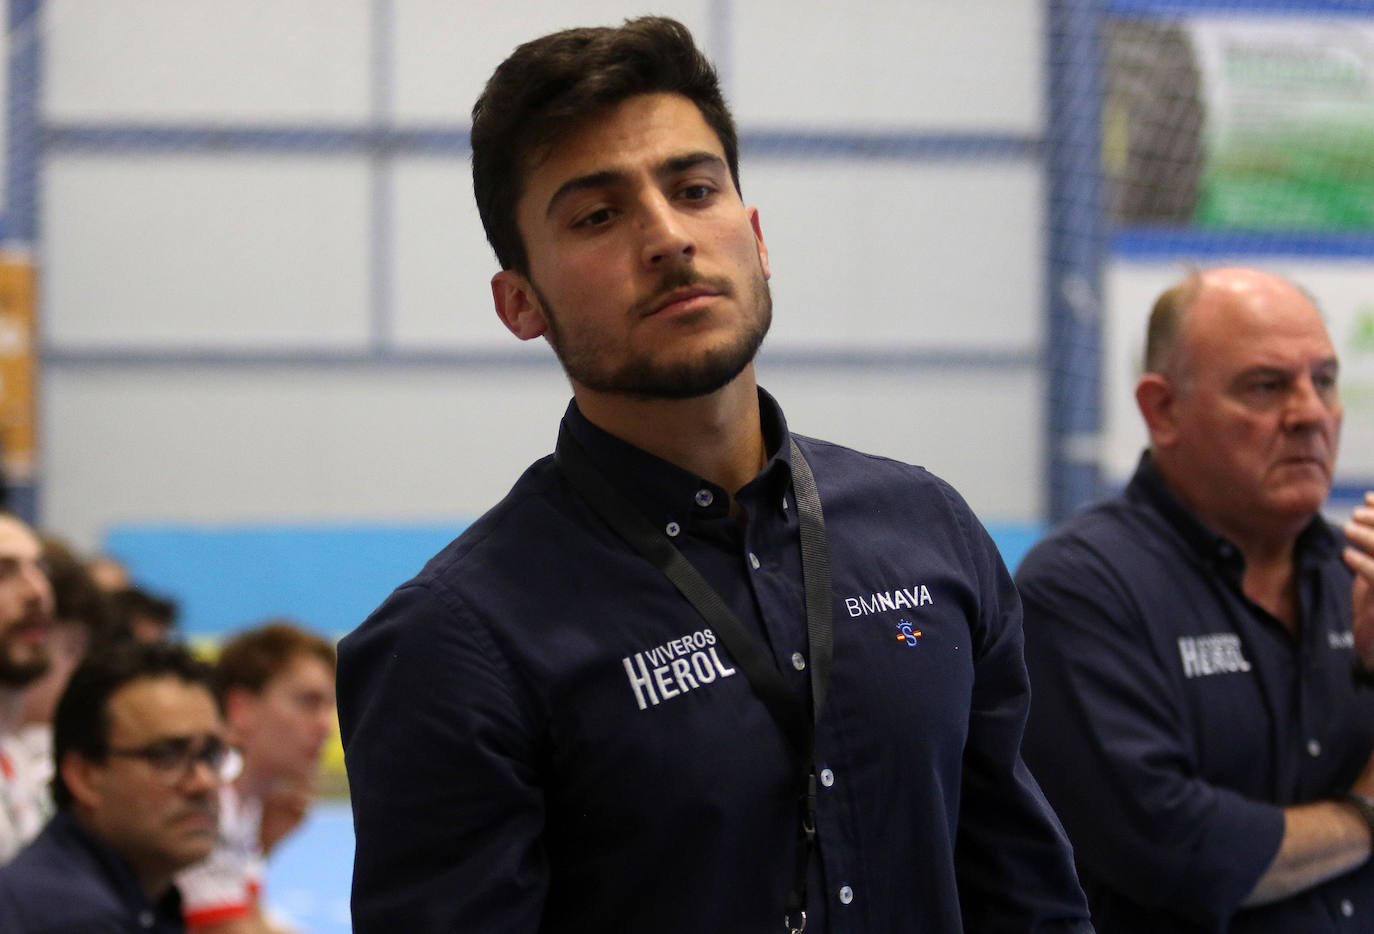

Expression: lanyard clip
xmin=785 ymin=909 xmax=807 ymax=933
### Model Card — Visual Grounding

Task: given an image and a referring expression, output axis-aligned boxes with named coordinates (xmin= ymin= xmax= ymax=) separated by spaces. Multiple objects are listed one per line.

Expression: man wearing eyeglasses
xmin=0 ymin=640 xmax=228 ymax=933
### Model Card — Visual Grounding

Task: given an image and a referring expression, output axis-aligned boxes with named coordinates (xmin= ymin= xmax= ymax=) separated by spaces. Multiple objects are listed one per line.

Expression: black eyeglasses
xmin=105 ymin=735 xmax=235 ymax=784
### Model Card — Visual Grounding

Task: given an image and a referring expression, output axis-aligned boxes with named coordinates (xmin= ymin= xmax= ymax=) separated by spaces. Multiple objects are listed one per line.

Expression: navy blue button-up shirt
xmin=339 ymin=391 xmax=1091 ymax=933
xmin=1017 ymin=453 xmax=1374 ymax=933
xmin=0 ymin=810 xmax=187 ymax=933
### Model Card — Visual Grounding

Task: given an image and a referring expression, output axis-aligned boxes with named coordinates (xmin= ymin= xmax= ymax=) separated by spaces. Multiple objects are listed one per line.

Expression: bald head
xmin=1144 ymin=267 xmax=1320 ymax=390
xmin=1135 ymin=266 xmax=1342 ymax=546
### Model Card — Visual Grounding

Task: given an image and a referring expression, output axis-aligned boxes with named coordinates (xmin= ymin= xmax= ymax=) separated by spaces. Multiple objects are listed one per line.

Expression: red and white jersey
xmin=0 ymin=729 xmax=50 ymax=864
xmin=177 ymin=783 xmax=266 ymax=928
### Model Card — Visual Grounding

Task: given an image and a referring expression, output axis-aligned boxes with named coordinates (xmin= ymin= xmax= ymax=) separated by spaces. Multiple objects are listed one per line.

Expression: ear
xmin=60 ymin=750 xmax=102 ymax=810
xmin=222 ymin=685 xmax=257 ymax=744
xmin=491 ymin=271 xmax=549 ymax=341
xmin=1135 ymin=373 xmax=1180 ymax=448
xmin=748 ymin=207 xmax=771 ymax=281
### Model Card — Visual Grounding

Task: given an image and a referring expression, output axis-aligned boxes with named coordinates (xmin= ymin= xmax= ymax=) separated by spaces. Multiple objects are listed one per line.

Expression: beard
xmin=537 ymin=264 xmax=772 ymax=401
xmin=0 ymin=629 xmax=48 ymax=688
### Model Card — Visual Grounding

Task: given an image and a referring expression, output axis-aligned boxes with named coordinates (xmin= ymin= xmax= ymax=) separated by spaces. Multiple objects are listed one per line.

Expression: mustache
xmin=171 ymin=801 xmax=218 ymax=820
xmin=630 ymin=269 xmax=735 ymax=317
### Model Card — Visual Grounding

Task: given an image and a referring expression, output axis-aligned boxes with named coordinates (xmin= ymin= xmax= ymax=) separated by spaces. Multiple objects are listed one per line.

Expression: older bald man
xmin=1018 ymin=266 xmax=1374 ymax=933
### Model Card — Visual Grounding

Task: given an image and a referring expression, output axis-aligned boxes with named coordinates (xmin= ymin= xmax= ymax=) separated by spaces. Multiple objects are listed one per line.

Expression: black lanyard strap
xmin=555 ymin=433 xmax=833 ymax=932
xmin=789 ymin=439 xmax=832 ymax=725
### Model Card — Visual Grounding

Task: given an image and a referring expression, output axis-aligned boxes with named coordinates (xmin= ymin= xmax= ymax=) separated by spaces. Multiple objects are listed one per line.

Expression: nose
xmin=639 ymin=194 xmax=694 ymax=269
xmin=183 ymin=754 xmax=221 ymax=791
xmin=315 ymin=708 xmax=336 ymax=743
xmin=21 ymin=561 xmax=52 ymax=612
xmin=1284 ymin=374 xmax=1338 ymax=430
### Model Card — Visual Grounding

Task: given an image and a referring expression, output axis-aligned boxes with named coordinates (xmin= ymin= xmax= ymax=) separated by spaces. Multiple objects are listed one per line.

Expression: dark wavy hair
xmin=52 ymin=640 xmax=215 ymax=809
xmin=471 ymin=16 xmax=740 ymax=275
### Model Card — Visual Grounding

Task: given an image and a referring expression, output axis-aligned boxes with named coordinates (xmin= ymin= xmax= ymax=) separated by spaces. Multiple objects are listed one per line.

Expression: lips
xmin=647 ymin=285 xmax=720 ymax=317
xmin=10 ymin=612 xmax=51 ymax=642
xmin=1276 ymin=452 xmax=1328 ymax=466
xmin=632 ymin=272 xmax=735 ymax=320
xmin=173 ymin=808 xmax=218 ymax=832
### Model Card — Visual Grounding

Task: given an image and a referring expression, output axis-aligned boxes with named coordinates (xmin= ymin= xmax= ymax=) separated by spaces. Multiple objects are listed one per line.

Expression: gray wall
xmin=34 ymin=0 xmax=1046 ymax=549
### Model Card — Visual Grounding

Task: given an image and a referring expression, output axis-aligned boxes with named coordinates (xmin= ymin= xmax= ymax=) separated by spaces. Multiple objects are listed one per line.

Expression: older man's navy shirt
xmin=1018 ymin=453 xmax=1374 ymax=933
xmin=339 ymin=390 xmax=1091 ymax=933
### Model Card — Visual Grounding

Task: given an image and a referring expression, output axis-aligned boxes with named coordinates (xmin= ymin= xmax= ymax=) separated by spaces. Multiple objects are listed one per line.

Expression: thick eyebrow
xmin=1232 ymin=357 xmax=1340 ymax=383
xmin=543 ymin=151 xmax=728 ymax=219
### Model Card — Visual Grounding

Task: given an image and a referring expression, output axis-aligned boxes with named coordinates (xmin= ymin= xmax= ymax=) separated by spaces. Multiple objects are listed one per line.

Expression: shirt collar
xmin=557 ymin=387 xmax=794 ymax=531
xmin=1127 ymin=451 xmax=1340 ymax=577
xmin=50 ymin=809 xmax=185 ymax=925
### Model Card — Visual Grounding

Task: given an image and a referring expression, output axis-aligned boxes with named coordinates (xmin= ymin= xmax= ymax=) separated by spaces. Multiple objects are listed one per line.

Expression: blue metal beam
xmin=42 ymin=122 xmax=1041 ymax=163
xmin=1046 ymin=0 xmax=1106 ymax=522
xmin=5 ymin=0 xmax=39 ymax=523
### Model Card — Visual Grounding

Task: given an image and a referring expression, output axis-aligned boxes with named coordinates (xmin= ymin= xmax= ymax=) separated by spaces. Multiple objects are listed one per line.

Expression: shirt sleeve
xmin=1015 ymin=537 xmax=1284 ymax=927
xmin=939 ymin=488 xmax=1095 ymax=932
xmin=337 ymin=579 xmax=548 ymax=933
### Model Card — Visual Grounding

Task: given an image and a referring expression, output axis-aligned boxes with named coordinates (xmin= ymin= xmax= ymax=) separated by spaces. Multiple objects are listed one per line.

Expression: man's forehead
xmin=523 ymin=94 xmax=725 ymax=198
xmin=272 ymin=651 xmax=337 ymax=688
xmin=108 ymin=676 xmax=220 ymax=739
xmin=1187 ymin=281 xmax=1332 ymax=358
xmin=0 ymin=516 xmax=40 ymax=559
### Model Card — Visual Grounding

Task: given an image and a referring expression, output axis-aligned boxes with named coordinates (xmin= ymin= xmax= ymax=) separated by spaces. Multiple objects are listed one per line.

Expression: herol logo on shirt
xmin=621 ymin=628 xmax=737 ymax=710
xmin=1176 ymin=633 xmax=1252 ymax=679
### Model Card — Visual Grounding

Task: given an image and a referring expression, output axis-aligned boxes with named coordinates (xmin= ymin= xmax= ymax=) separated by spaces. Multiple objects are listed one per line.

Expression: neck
xmin=1241 ymin=546 xmax=1300 ymax=634
xmin=72 ymin=808 xmax=173 ymax=905
xmin=137 ymin=871 xmax=173 ymax=906
xmin=1152 ymin=455 xmax=1311 ymax=632
xmin=572 ymin=367 xmax=766 ymax=494
xmin=0 ymin=686 xmax=26 ymax=737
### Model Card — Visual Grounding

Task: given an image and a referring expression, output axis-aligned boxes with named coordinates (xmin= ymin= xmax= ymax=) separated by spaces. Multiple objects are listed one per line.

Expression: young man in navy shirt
xmin=339 ymin=16 xmax=1091 ymax=933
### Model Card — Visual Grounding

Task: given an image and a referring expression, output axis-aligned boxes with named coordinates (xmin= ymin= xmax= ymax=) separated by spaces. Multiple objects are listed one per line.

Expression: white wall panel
xmin=45 ymin=155 xmax=371 ymax=349
xmin=43 ymin=360 xmax=1035 ymax=551
xmin=42 ymin=364 xmax=574 ymax=550
xmin=731 ymin=1 xmax=1043 ymax=132
xmin=748 ymin=159 xmax=1042 ymax=350
xmin=44 ymin=0 xmax=371 ymax=122
xmin=390 ymin=158 xmax=508 ymax=348
xmin=757 ymin=364 xmax=1042 ymax=521
xmin=392 ymin=0 xmax=712 ymax=124
xmin=33 ymin=1 xmax=1051 ymax=548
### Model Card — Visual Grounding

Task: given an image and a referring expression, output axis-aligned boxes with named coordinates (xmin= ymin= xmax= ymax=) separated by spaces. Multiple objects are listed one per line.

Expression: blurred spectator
xmin=110 ymin=587 xmax=180 ymax=644
xmin=5 ymin=538 xmax=121 ymax=821
xmin=0 ymin=513 xmax=53 ymax=864
xmin=0 ymin=640 xmax=225 ymax=933
xmin=179 ymin=621 xmax=336 ymax=934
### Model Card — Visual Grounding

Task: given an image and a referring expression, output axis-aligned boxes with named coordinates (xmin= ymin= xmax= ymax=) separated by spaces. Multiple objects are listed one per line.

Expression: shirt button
xmin=694 ymin=489 xmax=714 ymax=507
xmin=820 ymin=768 xmax=835 ymax=788
xmin=748 ymin=552 xmax=760 ymax=570
xmin=791 ymin=651 xmax=806 ymax=671
xmin=139 ymin=910 xmax=155 ymax=928
xmin=782 ymin=495 xmax=789 ymax=511
xmin=665 ymin=522 xmax=681 ymax=537
xmin=838 ymin=885 xmax=854 ymax=905
xmin=1307 ymin=739 xmax=1322 ymax=758
xmin=1342 ymin=898 xmax=1355 ymax=917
